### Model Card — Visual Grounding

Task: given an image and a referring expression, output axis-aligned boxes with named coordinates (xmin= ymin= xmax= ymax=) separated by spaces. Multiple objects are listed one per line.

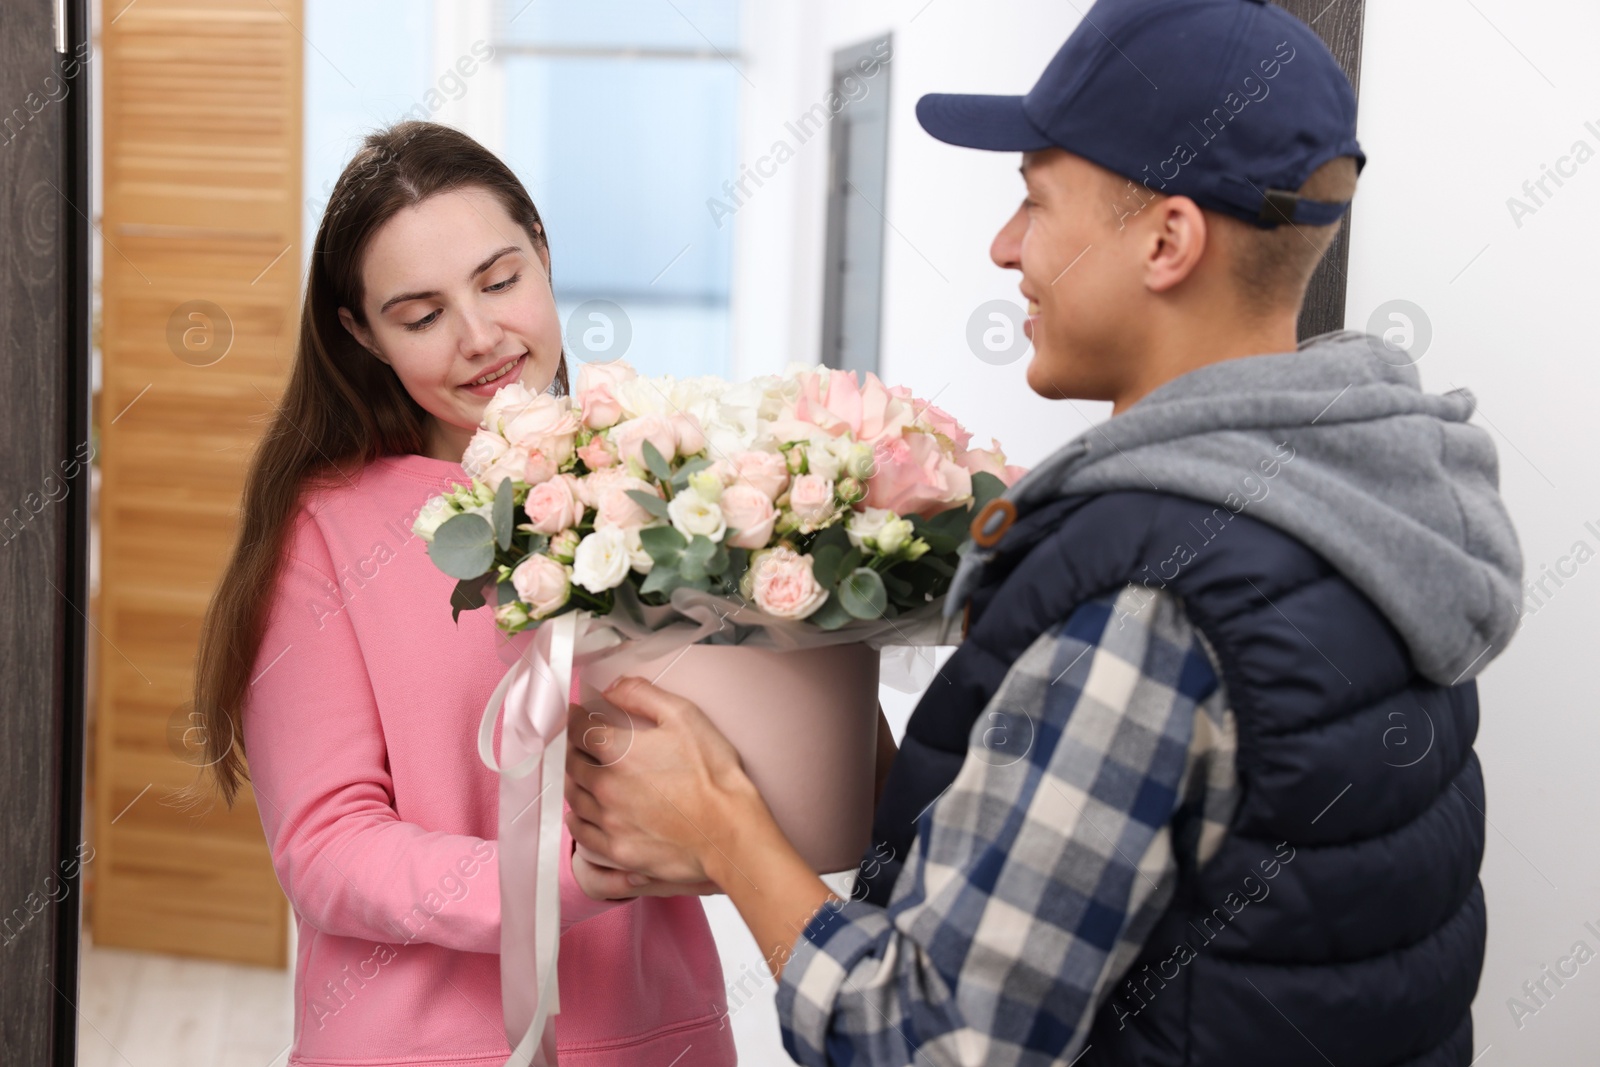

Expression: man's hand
xmin=565 ymin=674 xmax=766 ymax=886
xmin=566 ymin=673 xmax=850 ymax=985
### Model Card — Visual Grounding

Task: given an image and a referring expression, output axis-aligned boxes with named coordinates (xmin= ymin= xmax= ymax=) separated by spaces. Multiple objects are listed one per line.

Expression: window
xmin=495 ymin=0 xmax=742 ymax=379
xmin=819 ymin=34 xmax=892 ymax=377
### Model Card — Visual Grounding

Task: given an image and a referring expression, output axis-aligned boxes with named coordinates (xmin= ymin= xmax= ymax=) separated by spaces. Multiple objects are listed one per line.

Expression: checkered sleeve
xmin=775 ymin=583 xmax=1236 ymax=1066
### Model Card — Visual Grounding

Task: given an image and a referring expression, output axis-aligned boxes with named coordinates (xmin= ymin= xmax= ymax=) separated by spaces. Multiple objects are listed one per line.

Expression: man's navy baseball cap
xmin=916 ymin=0 xmax=1365 ymax=228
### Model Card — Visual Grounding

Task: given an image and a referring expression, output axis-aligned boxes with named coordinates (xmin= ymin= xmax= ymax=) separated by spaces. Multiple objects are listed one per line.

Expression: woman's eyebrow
xmin=378 ymin=244 xmax=524 ymax=315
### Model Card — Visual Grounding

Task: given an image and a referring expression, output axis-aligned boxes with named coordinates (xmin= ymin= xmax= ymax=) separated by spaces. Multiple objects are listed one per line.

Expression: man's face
xmin=990 ymin=148 xmax=1148 ymax=402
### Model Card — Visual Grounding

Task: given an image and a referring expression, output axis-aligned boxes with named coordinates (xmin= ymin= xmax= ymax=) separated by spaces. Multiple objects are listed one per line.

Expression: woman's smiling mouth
xmin=459 ymin=352 xmax=527 ymax=395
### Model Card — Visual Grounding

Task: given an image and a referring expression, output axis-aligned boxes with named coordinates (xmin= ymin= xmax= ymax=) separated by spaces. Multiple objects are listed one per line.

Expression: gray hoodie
xmin=943 ymin=329 xmax=1525 ymax=687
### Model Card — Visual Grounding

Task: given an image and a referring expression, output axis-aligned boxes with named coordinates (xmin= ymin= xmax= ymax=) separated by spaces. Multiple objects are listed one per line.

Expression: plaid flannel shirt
xmin=776 ymin=583 xmax=1241 ymax=1066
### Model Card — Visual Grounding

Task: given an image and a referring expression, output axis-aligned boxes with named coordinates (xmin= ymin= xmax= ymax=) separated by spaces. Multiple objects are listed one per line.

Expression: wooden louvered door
xmin=92 ymin=0 xmax=302 ymax=966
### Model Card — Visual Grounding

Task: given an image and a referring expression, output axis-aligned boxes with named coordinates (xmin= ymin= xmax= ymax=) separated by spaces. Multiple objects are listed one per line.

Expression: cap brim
xmin=915 ymin=93 xmax=1055 ymax=152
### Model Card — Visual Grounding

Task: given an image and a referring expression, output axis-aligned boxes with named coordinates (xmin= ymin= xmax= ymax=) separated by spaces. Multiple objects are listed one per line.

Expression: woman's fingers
xmin=570 ymin=849 xmax=639 ymax=902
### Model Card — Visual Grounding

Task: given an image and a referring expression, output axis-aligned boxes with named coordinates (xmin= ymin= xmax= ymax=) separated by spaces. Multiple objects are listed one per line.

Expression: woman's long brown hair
xmin=187 ymin=120 xmax=570 ymax=807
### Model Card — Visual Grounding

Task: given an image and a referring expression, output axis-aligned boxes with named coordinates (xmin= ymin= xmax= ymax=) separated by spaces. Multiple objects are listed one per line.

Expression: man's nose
xmin=990 ymin=205 xmax=1026 ymax=271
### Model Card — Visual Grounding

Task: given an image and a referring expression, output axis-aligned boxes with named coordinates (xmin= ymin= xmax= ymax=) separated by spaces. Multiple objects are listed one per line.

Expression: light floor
xmin=75 ymin=931 xmax=294 ymax=1067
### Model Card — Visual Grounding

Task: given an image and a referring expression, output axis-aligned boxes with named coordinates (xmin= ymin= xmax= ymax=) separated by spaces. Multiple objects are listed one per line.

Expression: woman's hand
xmin=564 ymin=675 xmax=768 ymax=887
xmin=570 ymin=845 xmax=719 ymax=901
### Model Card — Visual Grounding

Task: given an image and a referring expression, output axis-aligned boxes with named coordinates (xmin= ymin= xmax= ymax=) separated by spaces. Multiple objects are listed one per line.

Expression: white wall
xmin=1350 ymin=1 xmax=1600 ymax=1061
xmin=719 ymin=0 xmax=1600 ymax=1063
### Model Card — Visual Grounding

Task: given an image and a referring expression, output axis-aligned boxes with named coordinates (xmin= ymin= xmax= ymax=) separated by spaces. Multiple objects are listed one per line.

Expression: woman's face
xmin=338 ymin=184 xmax=565 ymax=462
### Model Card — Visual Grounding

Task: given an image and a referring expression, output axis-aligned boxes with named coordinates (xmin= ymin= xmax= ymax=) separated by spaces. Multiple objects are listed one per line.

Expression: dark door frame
xmin=1 ymin=0 xmax=92 ymax=1062
xmin=1276 ymin=0 xmax=1368 ymax=340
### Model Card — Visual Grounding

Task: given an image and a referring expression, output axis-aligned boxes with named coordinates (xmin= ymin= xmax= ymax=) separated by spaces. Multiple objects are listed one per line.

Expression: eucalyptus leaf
xmin=669 ymin=456 xmax=713 ymax=484
xmin=430 ymin=513 xmax=496 ymax=579
xmin=807 ymin=593 xmax=855 ymax=631
xmin=970 ymin=471 xmax=1007 ymax=515
xmin=810 ymin=544 xmax=845 ymax=588
xmin=838 ymin=567 xmax=888 ymax=619
xmin=809 ymin=523 xmax=851 ymax=557
xmin=639 ymin=564 xmax=685 ymax=597
xmin=639 ymin=525 xmax=687 ymax=567
xmin=450 ymin=575 xmax=490 ymax=623
xmin=626 ymin=489 xmax=672 ymax=521
xmin=640 ymin=439 xmax=673 ymax=484
xmin=493 ymin=476 xmax=514 ymax=550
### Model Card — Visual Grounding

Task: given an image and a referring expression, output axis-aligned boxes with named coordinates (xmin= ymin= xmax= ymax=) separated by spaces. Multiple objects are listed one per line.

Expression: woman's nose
xmin=457 ymin=301 xmax=504 ymax=358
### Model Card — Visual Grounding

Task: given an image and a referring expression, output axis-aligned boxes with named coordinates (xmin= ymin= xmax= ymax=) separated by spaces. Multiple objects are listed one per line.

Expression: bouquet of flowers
xmin=421 ymin=361 xmax=1025 ymax=1065
xmin=412 ymin=360 xmax=1025 ymax=635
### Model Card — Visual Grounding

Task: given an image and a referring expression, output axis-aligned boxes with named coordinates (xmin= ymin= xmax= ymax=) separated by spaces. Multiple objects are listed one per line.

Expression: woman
xmin=190 ymin=120 xmax=736 ymax=1066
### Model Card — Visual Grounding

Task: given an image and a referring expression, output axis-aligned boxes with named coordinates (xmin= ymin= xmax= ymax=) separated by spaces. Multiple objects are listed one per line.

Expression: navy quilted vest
xmin=860 ymin=490 xmax=1485 ymax=1066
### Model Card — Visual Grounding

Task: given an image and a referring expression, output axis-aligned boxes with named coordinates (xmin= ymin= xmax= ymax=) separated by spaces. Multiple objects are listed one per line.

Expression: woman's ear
xmin=337 ymin=306 xmax=386 ymax=364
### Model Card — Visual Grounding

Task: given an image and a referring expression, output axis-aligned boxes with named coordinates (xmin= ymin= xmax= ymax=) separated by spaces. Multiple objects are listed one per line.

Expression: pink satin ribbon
xmin=479 ymin=610 xmax=587 ymax=1067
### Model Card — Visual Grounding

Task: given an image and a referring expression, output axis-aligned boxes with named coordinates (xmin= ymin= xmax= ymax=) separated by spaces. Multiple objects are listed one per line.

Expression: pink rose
xmin=482 ymin=443 xmax=553 ymax=490
xmin=500 ymin=392 xmax=581 ymax=466
xmin=525 ymin=449 xmax=561 ymax=485
xmin=523 ymin=476 xmax=579 ymax=535
xmin=918 ymin=401 xmax=973 ymax=451
xmin=729 ymin=450 xmax=790 ymax=501
xmin=577 ymin=434 xmax=618 ymax=470
xmin=958 ymin=437 xmax=1027 ymax=486
xmin=575 ymin=360 xmax=637 ymax=397
xmin=593 ymin=474 xmax=661 ymax=530
xmin=719 ymin=485 xmax=778 ymax=549
xmin=765 ymin=369 xmax=915 ymax=448
xmin=510 ymin=554 xmax=571 ymax=620
xmin=751 ymin=546 xmax=829 ymax=620
xmin=580 ymin=385 xmax=623 ymax=430
xmin=786 ymin=473 xmax=836 ymax=528
xmin=864 ymin=432 xmax=973 ymax=519
xmin=670 ymin=413 xmax=707 ymax=456
xmin=611 ymin=415 xmax=678 ymax=474
xmin=461 ymin=428 xmax=510 ymax=479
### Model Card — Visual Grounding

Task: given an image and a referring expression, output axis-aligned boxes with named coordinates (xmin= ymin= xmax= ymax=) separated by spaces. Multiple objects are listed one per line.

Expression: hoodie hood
xmin=945 ymin=329 xmax=1525 ymax=687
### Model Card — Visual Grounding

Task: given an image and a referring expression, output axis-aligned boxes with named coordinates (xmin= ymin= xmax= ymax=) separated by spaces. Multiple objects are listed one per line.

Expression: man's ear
xmin=337 ymin=306 xmax=385 ymax=364
xmin=1142 ymin=195 xmax=1209 ymax=295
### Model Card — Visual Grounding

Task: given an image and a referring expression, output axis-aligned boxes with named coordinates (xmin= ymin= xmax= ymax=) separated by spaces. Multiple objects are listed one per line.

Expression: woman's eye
xmin=486 ymin=271 xmax=521 ymax=293
xmin=403 ymin=310 xmax=440 ymax=332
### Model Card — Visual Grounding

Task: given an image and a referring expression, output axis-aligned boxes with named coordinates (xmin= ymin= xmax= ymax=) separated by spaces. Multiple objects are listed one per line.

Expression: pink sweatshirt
xmin=241 ymin=452 xmax=736 ymax=1067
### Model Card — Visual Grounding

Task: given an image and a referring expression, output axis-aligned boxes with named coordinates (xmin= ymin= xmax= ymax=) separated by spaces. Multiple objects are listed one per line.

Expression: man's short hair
xmin=1211 ymin=155 xmax=1361 ymax=316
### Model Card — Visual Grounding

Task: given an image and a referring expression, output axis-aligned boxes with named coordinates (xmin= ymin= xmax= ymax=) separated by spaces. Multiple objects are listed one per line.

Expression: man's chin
xmin=1024 ymin=350 xmax=1082 ymax=401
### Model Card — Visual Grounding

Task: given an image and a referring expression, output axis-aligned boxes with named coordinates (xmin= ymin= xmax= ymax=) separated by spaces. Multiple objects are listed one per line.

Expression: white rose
xmin=845 ymin=506 xmax=895 ymax=550
xmin=805 ymin=440 xmax=844 ymax=481
xmin=875 ymin=517 xmax=915 ymax=556
xmin=412 ymin=496 xmax=457 ymax=543
xmin=571 ymin=526 xmax=633 ymax=593
xmin=668 ymin=490 xmax=727 ymax=542
xmin=623 ymin=524 xmax=657 ymax=574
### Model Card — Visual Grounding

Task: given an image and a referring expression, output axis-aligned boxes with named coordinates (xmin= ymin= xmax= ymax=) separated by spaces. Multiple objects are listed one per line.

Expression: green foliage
xmin=430 ymin=513 xmax=496 ymax=579
xmin=451 ymin=575 xmax=492 ymax=623
xmin=625 ymin=489 xmax=671 ymax=521
xmin=640 ymin=439 xmax=673 ymax=484
xmin=838 ymin=567 xmax=887 ymax=619
xmin=492 ymin=476 xmax=514 ymax=549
